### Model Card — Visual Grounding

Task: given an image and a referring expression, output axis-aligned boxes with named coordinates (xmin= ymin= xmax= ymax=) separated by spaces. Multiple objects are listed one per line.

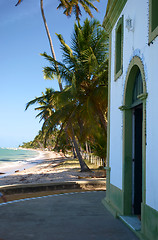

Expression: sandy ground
xmin=0 ymin=151 xmax=106 ymax=187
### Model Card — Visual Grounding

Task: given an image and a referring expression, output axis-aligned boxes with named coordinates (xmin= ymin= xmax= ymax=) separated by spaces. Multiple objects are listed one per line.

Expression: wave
xmin=0 ymin=149 xmax=44 ymax=176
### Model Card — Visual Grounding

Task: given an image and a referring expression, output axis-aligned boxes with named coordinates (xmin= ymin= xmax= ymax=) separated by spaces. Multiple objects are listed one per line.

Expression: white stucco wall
xmin=146 ymin=38 xmax=158 ymax=211
xmin=109 ymin=26 xmax=124 ymax=189
xmin=109 ymin=0 xmax=158 ymax=211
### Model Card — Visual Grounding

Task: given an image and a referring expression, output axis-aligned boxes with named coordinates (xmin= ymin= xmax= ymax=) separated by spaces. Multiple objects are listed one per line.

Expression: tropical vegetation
xmin=22 ymin=18 xmax=108 ymax=171
xmin=16 ymin=0 xmax=102 ymax=172
xmin=16 ymin=0 xmax=108 ymax=171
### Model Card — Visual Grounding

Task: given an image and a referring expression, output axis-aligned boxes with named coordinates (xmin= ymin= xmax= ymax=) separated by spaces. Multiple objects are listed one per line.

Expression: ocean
xmin=0 ymin=148 xmax=40 ymax=175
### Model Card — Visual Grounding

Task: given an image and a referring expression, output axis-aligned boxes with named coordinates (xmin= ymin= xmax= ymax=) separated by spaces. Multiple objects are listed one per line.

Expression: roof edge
xmin=102 ymin=0 xmax=127 ymax=33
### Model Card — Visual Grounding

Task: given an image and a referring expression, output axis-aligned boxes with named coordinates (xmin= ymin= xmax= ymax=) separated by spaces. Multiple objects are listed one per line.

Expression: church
xmin=102 ymin=0 xmax=158 ymax=239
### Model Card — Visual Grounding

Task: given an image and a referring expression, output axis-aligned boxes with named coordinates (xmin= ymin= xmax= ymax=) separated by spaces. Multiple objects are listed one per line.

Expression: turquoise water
xmin=0 ymin=148 xmax=40 ymax=172
xmin=0 ymin=148 xmax=38 ymax=163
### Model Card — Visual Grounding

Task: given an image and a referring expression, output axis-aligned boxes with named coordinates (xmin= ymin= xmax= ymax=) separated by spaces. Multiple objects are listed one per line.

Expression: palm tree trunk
xmin=40 ymin=0 xmax=55 ymax=59
xmin=40 ymin=0 xmax=63 ymax=91
xmin=40 ymin=0 xmax=88 ymax=171
xmin=96 ymin=107 xmax=107 ymax=134
xmin=85 ymin=141 xmax=89 ymax=154
xmin=70 ymin=124 xmax=90 ymax=172
xmin=71 ymin=140 xmax=77 ymax=158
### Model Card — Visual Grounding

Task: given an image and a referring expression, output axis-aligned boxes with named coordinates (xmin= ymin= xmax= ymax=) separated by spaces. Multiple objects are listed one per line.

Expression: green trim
xmin=149 ymin=0 xmax=158 ymax=44
xmin=118 ymin=105 xmax=130 ymax=111
xmin=119 ymin=93 xmax=148 ymax=110
xmin=110 ymin=184 xmax=123 ymax=214
xmin=115 ymin=15 xmax=124 ymax=80
xmin=102 ymin=184 xmax=123 ymax=217
xmin=104 ymin=167 xmax=111 ymax=171
xmin=123 ymin=56 xmax=147 ymax=215
xmin=102 ymin=198 xmax=118 ymax=218
xmin=103 ymin=0 xmax=127 ymax=33
xmin=141 ymin=203 xmax=158 ymax=240
xmin=137 ymin=93 xmax=148 ymax=101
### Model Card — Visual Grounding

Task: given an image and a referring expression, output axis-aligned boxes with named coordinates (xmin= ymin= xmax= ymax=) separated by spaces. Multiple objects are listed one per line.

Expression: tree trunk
xmin=40 ymin=0 xmax=63 ymax=91
xmin=71 ymin=140 xmax=77 ymax=158
xmin=85 ymin=141 xmax=89 ymax=154
xmin=40 ymin=0 xmax=85 ymax=170
xmin=89 ymin=144 xmax=92 ymax=154
xmin=96 ymin=107 xmax=107 ymax=134
xmin=71 ymin=124 xmax=90 ymax=172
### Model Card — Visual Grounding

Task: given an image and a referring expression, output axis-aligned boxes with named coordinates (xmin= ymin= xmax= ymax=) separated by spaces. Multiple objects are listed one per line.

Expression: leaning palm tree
xmin=41 ymin=18 xmax=108 ymax=167
xmin=16 ymin=0 xmax=99 ymax=170
xmin=16 ymin=0 xmax=62 ymax=90
xmin=15 ymin=0 xmax=99 ymax=58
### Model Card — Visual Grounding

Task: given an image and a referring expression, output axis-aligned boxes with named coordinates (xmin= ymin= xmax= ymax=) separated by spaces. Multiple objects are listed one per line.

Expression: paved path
xmin=0 ymin=191 xmax=139 ymax=240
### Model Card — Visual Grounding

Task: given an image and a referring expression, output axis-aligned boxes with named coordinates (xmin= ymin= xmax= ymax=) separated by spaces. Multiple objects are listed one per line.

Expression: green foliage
xmin=25 ymin=18 xmax=109 ymax=163
xmin=16 ymin=0 xmax=99 ymax=21
xmin=57 ymin=0 xmax=100 ymax=20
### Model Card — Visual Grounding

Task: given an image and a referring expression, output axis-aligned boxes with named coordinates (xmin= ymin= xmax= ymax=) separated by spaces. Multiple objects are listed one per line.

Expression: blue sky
xmin=0 ymin=0 xmax=108 ymax=147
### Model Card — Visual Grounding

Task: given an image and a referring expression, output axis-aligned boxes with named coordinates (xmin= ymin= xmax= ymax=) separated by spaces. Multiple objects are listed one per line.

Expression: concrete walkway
xmin=0 ymin=191 xmax=139 ymax=240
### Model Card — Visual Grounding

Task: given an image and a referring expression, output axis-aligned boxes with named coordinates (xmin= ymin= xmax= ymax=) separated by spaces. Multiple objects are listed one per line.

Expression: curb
xmin=0 ymin=191 xmax=103 ymax=207
xmin=0 ymin=180 xmax=106 ymax=195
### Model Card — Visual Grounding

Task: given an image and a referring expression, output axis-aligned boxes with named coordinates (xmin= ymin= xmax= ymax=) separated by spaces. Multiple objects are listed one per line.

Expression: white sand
xmin=0 ymin=150 xmax=67 ymax=185
xmin=0 ymin=150 xmax=106 ymax=187
xmin=0 ymin=150 xmax=44 ymax=176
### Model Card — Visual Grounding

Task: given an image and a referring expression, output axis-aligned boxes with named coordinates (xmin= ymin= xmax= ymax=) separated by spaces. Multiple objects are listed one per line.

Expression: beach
xmin=0 ymin=150 xmax=106 ymax=187
xmin=0 ymin=150 xmax=65 ymax=186
xmin=0 ymin=149 xmax=44 ymax=176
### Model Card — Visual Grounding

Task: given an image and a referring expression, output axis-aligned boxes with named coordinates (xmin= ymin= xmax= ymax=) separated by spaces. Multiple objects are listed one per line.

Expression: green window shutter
xmin=149 ymin=0 xmax=158 ymax=43
xmin=151 ymin=0 xmax=158 ymax=32
xmin=115 ymin=15 xmax=124 ymax=80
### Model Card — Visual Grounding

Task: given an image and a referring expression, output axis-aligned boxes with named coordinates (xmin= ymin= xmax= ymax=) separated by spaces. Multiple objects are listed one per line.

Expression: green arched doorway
xmin=122 ymin=56 xmax=147 ymax=216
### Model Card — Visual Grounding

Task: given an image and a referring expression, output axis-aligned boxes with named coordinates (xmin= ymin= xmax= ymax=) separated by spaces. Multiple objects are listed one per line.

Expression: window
xmin=149 ymin=0 xmax=158 ymax=43
xmin=115 ymin=15 xmax=124 ymax=80
xmin=132 ymin=69 xmax=143 ymax=107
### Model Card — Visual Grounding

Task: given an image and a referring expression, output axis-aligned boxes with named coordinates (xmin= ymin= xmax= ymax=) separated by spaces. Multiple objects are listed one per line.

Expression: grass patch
xmin=57 ymin=158 xmax=103 ymax=172
xmin=56 ymin=158 xmax=80 ymax=169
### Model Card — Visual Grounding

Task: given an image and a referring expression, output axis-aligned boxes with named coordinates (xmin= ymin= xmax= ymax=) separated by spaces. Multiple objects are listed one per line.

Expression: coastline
xmin=0 ymin=150 xmax=106 ymax=188
xmin=0 ymin=149 xmax=64 ymax=178
xmin=0 ymin=150 xmax=68 ymax=187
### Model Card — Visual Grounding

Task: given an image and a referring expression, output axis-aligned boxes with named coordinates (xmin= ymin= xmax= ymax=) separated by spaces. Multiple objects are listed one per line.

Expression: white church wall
xmin=145 ymin=38 xmax=158 ymax=211
xmin=109 ymin=0 xmax=158 ymax=210
xmin=108 ymin=25 xmax=124 ymax=190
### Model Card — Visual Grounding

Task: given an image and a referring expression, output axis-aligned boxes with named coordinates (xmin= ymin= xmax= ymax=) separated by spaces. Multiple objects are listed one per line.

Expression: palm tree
xmin=25 ymin=88 xmax=55 ymax=121
xmin=26 ymin=87 xmax=91 ymax=171
xmin=57 ymin=0 xmax=99 ymax=20
xmin=42 ymin=18 xmax=108 ymax=132
xmin=15 ymin=0 xmax=99 ymax=88
xmin=15 ymin=0 xmax=99 ymax=20
xmin=41 ymin=18 xmax=108 ymax=166
xmin=16 ymin=0 xmax=63 ymax=90
xmin=16 ymin=0 xmax=99 ymax=171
